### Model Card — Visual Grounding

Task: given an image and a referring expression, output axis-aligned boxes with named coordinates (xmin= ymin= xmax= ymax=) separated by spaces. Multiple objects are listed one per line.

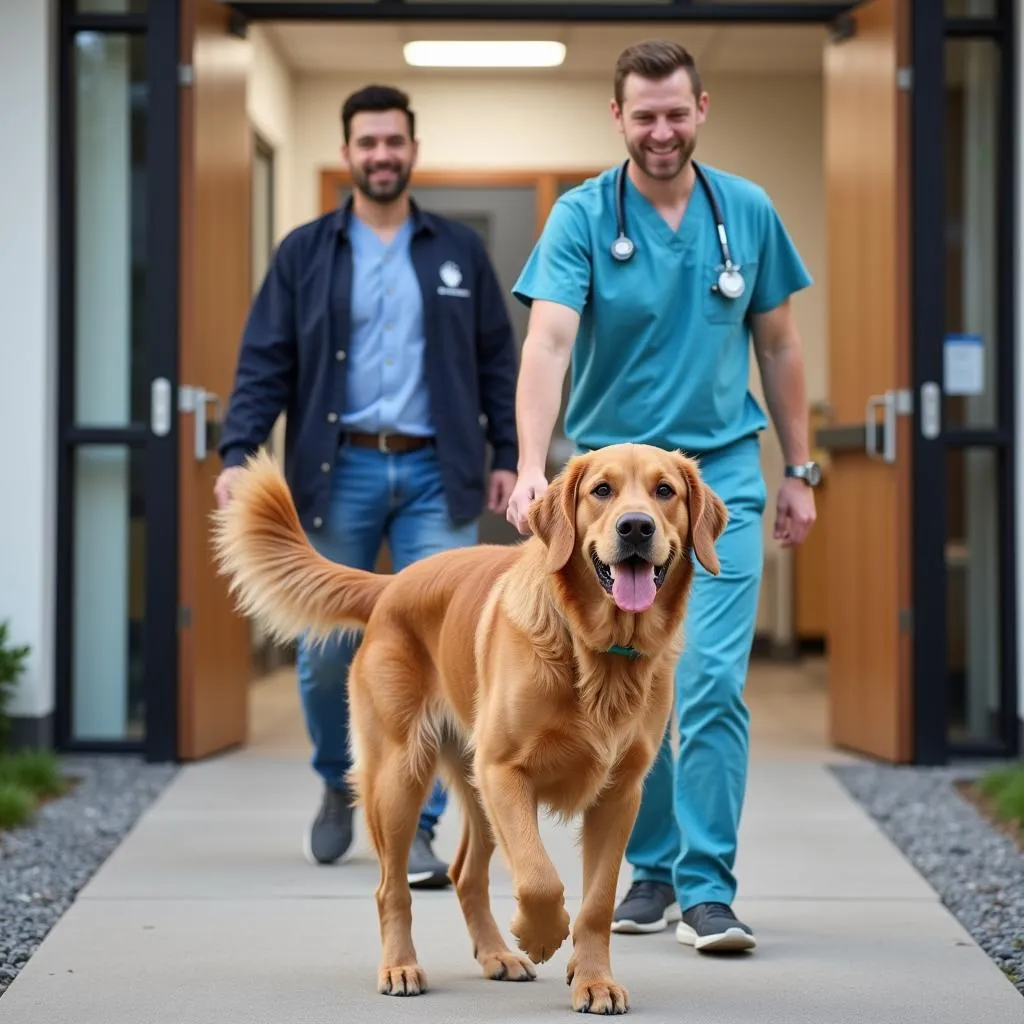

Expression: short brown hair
xmin=340 ymin=84 xmax=416 ymax=143
xmin=613 ymin=39 xmax=702 ymax=107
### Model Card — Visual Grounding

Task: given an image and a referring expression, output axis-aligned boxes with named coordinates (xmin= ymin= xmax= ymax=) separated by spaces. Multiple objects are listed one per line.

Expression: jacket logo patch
xmin=438 ymin=260 xmax=470 ymax=298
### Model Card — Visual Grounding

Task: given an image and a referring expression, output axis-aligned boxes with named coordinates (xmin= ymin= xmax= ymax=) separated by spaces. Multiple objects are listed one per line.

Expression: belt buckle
xmin=377 ymin=431 xmax=393 ymax=454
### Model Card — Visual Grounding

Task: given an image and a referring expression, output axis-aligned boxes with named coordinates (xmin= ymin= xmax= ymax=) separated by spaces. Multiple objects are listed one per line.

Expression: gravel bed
xmin=0 ymin=754 xmax=178 ymax=998
xmin=832 ymin=761 xmax=1024 ymax=996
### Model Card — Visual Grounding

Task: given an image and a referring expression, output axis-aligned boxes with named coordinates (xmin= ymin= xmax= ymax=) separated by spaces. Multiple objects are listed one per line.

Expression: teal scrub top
xmin=511 ymin=163 xmax=813 ymax=456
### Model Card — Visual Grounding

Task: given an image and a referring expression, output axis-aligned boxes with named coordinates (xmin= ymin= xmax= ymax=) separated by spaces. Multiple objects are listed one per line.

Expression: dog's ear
xmin=676 ymin=455 xmax=729 ymax=576
xmin=527 ymin=457 xmax=585 ymax=573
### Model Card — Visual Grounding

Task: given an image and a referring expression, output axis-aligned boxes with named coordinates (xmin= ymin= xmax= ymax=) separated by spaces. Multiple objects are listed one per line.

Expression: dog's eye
xmin=656 ymin=483 xmax=675 ymax=499
xmin=591 ymin=482 xmax=613 ymax=499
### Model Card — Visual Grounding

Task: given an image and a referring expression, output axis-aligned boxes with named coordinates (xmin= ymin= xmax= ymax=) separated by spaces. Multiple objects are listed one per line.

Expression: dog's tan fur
xmin=212 ymin=442 xmax=727 ymax=1015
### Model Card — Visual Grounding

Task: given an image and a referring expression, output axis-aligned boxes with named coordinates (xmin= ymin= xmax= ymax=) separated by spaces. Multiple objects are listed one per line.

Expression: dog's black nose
xmin=616 ymin=512 xmax=656 ymax=544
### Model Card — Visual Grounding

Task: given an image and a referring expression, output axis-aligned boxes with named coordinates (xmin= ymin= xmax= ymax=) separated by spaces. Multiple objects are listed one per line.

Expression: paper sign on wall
xmin=943 ymin=333 xmax=984 ymax=396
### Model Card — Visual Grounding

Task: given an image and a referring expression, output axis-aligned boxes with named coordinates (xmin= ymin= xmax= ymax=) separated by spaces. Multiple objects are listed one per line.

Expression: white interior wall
xmin=247 ymin=25 xmax=295 ymax=243
xmin=287 ymin=70 xmax=827 ymax=639
xmin=0 ymin=0 xmax=57 ymax=720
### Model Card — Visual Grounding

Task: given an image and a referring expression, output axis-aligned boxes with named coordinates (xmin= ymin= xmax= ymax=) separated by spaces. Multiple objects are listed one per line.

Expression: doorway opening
xmin=55 ymin=0 xmax=1018 ymax=767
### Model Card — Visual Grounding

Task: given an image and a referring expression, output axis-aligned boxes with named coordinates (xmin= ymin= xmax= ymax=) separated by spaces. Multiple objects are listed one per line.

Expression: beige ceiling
xmin=262 ymin=21 xmax=828 ymax=77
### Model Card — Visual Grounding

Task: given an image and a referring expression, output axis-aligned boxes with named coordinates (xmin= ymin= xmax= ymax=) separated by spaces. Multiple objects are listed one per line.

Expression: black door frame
xmin=55 ymin=0 xmax=180 ymax=761
xmin=230 ymin=1 xmax=855 ymax=21
xmin=56 ymin=0 xmax=1017 ymax=765
xmin=912 ymin=0 xmax=1019 ymax=764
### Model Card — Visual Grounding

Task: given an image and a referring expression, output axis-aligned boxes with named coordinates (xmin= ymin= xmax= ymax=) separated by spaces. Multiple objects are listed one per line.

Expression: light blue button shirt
xmin=512 ymin=163 xmax=813 ymax=455
xmin=341 ymin=214 xmax=434 ymax=436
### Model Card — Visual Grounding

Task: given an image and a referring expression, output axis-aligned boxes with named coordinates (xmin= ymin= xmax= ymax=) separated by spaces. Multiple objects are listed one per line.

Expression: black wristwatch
xmin=784 ymin=461 xmax=822 ymax=487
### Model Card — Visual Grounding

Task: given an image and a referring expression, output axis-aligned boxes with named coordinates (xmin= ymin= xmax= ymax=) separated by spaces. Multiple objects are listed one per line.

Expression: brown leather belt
xmin=342 ymin=431 xmax=434 ymax=454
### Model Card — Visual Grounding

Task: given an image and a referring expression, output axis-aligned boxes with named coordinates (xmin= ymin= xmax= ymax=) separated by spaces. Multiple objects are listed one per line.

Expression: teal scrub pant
xmin=626 ymin=434 xmax=766 ymax=911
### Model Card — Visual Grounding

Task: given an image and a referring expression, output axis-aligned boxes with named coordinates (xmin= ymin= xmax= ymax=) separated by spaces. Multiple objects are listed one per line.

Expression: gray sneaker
xmin=610 ymin=880 xmax=681 ymax=934
xmin=303 ymin=784 xmax=354 ymax=865
xmin=407 ymin=828 xmax=451 ymax=889
xmin=676 ymin=902 xmax=756 ymax=952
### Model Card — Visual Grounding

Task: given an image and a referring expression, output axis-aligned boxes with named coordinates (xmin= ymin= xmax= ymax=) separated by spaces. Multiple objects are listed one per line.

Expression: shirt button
xmin=335 ymin=350 xmax=346 ymax=361
xmin=313 ymin=516 xmax=323 ymax=528
xmin=321 ymin=462 xmax=330 ymax=473
xmin=327 ymin=412 xmax=338 ymax=422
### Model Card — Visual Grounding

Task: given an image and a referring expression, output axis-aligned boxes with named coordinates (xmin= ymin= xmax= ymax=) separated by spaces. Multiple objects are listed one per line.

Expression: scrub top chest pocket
xmin=702 ymin=256 xmax=758 ymax=326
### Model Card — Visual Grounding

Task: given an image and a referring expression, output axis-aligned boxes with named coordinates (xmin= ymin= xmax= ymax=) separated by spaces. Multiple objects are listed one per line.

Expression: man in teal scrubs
xmin=506 ymin=39 xmax=819 ymax=954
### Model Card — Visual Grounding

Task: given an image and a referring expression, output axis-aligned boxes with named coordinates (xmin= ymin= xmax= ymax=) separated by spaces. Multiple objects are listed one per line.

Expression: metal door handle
xmin=178 ymin=385 xmax=222 ymax=462
xmin=865 ymin=395 xmax=882 ymax=459
xmin=864 ymin=390 xmax=900 ymax=464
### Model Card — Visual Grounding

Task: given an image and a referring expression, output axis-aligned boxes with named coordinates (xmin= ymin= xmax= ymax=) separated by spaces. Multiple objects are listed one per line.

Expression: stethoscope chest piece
xmin=611 ymin=235 xmax=635 ymax=262
xmin=612 ymin=158 xmax=747 ymax=301
xmin=715 ymin=265 xmax=745 ymax=299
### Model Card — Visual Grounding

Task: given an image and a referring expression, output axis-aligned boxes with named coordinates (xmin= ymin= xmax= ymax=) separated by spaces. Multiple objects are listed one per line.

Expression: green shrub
xmin=0 ymin=750 xmax=66 ymax=799
xmin=977 ymin=762 xmax=1024 ymax=824
xmin=0 ymin=781 xmax=35 ymax=829
xmin=992 ymin=772 xmax=1024 ymax=825
xmin=0 ymin=620 xmax=31 ymax=751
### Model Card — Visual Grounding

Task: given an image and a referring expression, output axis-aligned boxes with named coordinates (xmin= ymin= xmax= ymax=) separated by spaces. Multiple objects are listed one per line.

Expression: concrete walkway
xmin=1 ymin=665 xmax=1022 ymax=1023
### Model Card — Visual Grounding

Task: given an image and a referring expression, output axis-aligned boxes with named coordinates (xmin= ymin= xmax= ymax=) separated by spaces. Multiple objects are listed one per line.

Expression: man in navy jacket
xmin=215 ymin=84 xmax=519 ymax=887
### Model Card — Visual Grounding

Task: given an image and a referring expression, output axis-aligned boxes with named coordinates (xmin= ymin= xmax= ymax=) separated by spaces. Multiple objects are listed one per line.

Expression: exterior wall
xmin=0 ymin=0 xmax=57 ymax=742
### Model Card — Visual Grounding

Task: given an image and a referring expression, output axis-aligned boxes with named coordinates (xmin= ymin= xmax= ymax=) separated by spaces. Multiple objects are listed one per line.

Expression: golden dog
xmin=212 ymin=442 xmax=727 ymax=1015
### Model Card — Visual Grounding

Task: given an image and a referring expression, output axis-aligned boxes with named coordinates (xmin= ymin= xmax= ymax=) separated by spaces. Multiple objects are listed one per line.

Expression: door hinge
xmin=896 ymin=67 xmax=914 ymax=92
xmin=899 ymin=608 xmax=913 ymax=633
xmin=179 ymin=606 xmax=192 ymax=630
xmin=178 ymin=63 xmax=195 ymax=87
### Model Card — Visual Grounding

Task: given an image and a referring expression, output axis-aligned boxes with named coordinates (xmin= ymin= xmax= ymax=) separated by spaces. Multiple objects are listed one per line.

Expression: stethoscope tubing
xmin=611 ymin=158 xmax=744 ymax=300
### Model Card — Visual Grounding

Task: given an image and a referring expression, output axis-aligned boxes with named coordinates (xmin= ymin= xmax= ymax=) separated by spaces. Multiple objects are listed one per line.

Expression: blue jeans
xmin=296 ymin=441 xmax=479 ymax=838
xmin=625 ymin=435 xmax=766 ymax=910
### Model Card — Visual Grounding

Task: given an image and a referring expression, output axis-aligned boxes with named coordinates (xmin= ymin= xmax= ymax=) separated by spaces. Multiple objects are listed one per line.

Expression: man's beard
xmin=625 ymin=137 xmax=696 ymax=181
xmin=351 ymin=162 xmax=411 ymax=204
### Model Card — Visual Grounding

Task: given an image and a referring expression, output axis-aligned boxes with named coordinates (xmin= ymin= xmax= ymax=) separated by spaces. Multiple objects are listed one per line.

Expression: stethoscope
xmin=610 ymin=158 xmax=746 ymax=300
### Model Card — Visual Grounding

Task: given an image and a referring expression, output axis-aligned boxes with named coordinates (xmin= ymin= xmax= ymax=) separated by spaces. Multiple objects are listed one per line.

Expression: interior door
xmin=817 ymin=0 xmax=913 ymax=762
xmin=177 ymin=0 xmax=253 ymax=759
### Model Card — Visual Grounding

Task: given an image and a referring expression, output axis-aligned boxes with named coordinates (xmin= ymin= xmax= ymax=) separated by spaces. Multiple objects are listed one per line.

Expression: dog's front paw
xmin=378 ymin=964 xmax=428 ymax=996
xmin=478 ymin=949 xmax=537 ymax=982
xmin=510 ymin=897 xmax=571 ymax=964
xmin=571 ymin=976 xmax=629 ymax=1015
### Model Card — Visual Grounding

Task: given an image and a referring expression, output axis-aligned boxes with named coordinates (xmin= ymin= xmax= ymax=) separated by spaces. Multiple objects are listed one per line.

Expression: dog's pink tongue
xmin=611 ymin=562 xmax=657 ymax=613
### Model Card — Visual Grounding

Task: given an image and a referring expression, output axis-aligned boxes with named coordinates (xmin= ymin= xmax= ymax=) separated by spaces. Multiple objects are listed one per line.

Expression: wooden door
xmin=819 ymin=0 xmax=913 ymax=762
xmin=177 ymin=0 xmax=253 ymax=759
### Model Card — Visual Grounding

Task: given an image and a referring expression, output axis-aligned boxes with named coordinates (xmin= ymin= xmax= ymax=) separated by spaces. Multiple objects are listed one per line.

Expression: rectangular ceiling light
xmin=402 ymin=40 xmax=566 ymax=68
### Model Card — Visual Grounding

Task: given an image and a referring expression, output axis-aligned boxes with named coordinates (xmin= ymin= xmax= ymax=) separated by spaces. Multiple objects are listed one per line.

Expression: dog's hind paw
xmin=378 ymin=965 xmax=428 ymax=996
xmin=479 ymin=950 xmax=537 ymax=982
xmin=570 ymin=978 xmax=629 ymax=1015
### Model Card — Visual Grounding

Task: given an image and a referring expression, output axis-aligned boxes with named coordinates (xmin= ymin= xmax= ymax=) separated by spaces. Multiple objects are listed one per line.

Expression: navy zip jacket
xmin=218 ymin=198 xmax=519 ymax=530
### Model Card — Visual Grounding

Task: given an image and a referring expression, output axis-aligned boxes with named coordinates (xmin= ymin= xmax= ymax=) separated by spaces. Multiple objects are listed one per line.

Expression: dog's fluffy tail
xmin=210 ymin=449 xmax=389 ymax=646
